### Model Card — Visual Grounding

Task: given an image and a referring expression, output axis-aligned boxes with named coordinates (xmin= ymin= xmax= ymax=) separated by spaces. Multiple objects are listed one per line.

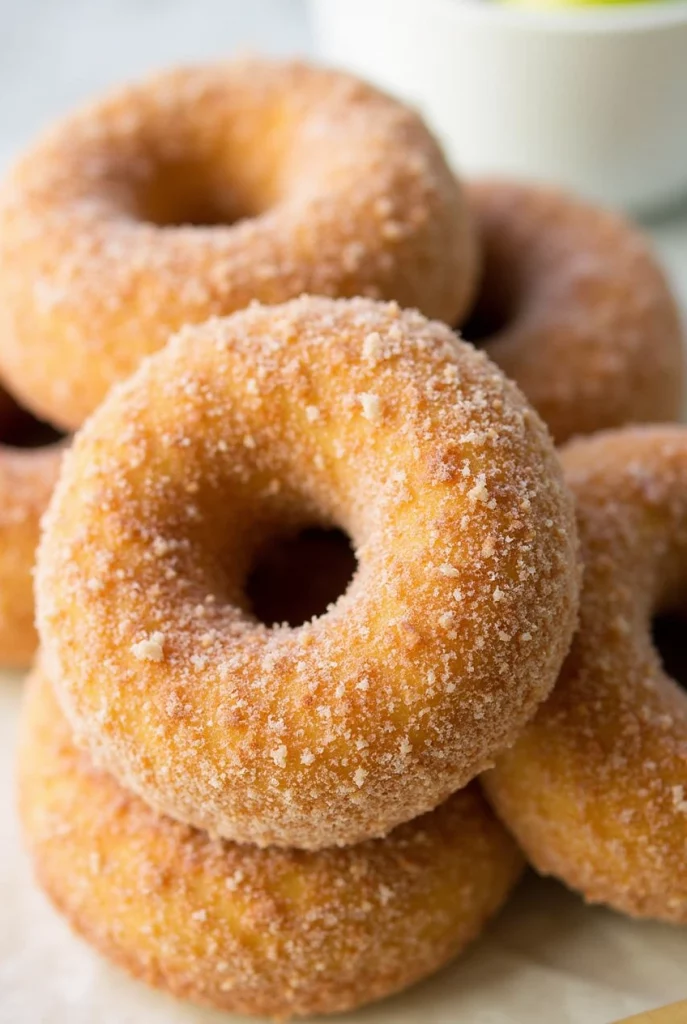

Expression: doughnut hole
xmin=0 ymin=389 xmax=65 ymax=449
xmin=458 ymin=242 xmax=520 ymax=347
xmin=245 ymin=526 xmax=357 ymax=628
xmin=652 ymin=612 xmax=687 ymax=692
xmin=136 ymin=157 xmax=266 ymax=229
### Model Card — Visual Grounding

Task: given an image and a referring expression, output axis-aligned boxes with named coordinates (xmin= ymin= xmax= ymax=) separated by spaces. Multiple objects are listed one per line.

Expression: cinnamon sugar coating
xmin=461 ymin=181 xmax=684 ymax=443
xmin=484 ymin=426 xmax=687 ymax=921
xmin=0 ymin=392 xmax=63 ymax=666
xmin=0 ymin=57 xmax=477 ymax=430
xmin=18 ymin=670 xmax=523 ymax=1019
xmin=36 ymin=296 xmax=579 ymax=849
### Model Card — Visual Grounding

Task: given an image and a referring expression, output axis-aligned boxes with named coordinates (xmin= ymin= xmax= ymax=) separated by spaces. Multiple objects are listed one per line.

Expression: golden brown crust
xmin=461 ymin=181 xmax=684 ymax=443
xmin=0 ymin=391 xmax=63 ymax=666
xmin=18 ymin=669 xmax=523 ymax=1019
xmin=0 ymin=57 xmax=477 ymax=430
xmin=484 ymin=426 xmax=687 ymax=922
xmin=36 ymin=296 xmax=579 ymax=850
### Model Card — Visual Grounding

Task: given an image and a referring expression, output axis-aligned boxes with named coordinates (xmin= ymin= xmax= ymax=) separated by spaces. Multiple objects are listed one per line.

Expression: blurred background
xmin=0 ymin=0 xmax=309 ymax=169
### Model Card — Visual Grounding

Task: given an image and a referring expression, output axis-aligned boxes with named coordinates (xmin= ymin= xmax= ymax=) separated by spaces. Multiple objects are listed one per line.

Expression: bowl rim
xmin=397 ymin=0 xmax=687 ymax=33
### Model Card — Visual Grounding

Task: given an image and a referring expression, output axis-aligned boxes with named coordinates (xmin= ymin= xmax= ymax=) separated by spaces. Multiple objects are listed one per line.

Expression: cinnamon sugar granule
xmin=358 ymin=393 xmax=381 ymax=423
xmin=271 ymin=746 xmax=288 ymax=769
xmin=672 ymin=786 xmax=687 ymax=813
xmin=468 ymin=477 xmax=489 ymax=504
xmin=131 ymin=631 xmax=165 ymax=661
xmin=363 ymin=331 xmax=383 ymax=361
xmin=225 ymin=869 xmax=244 ymax=891
xmin=481 ymin=537 xmax=496 ymax=558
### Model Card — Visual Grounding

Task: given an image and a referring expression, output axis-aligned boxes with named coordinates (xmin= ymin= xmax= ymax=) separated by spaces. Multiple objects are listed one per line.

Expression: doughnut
xmin=484 ymin=425 xmax=687 ymax=922
xmin=0 ymin=390 xmax=63 ymax=667
xmin=18 ymin=669 xmax=524 ymax=1019
xmin=36 ymin=295 xmax=580 ymax=850
xmin=460 ymin=181 xmax=684 ymax=444
xmin=0 ymin=57 xmax=477 ymax=431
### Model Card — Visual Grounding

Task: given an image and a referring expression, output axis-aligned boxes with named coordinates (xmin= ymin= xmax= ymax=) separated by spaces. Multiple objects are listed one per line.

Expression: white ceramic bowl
xmin=309 ymin=0 xmax=687 ymax=212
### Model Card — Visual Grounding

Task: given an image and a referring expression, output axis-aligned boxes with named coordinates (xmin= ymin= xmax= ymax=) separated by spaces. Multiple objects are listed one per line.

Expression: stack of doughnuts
xmin=24 ymin=296 xmax=580 ymax=1015
xmin=1 ymin=55 xmax=685 ymax=1019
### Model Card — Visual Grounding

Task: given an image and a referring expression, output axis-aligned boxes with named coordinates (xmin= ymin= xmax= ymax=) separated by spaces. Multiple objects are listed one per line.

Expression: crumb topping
xmin=131 ymin=631 xmax=165 ymax=662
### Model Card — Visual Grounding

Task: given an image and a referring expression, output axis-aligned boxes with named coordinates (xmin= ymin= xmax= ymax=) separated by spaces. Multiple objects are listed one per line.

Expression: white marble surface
xmin=1 ymin=3 xmax=687 ymax=1024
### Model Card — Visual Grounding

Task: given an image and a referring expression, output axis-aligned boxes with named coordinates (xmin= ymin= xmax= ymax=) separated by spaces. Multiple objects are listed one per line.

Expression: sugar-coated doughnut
xmin=461 ymin=181 xmax=684 ymax=443
xmin=18 ymin=670 xmax=523 ymax=1020
xmin=0 ymin=57 xmax=477 ymax=430
xmin=36 ymin=296 xmax=579 ymax=850
xmin=0 ymin=391 xmax=63 ymax=667
xmin=484 ymin=426 xmax=687 ymax=922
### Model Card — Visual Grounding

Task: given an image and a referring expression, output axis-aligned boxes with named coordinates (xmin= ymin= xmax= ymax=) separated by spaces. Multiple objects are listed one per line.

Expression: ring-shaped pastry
xmin=485 ymin=426 xmax=687 ymax=921
xmin=0 ymin=58 xmax=477 ymax=429
xmin=36 ymin=296 xmax=579 ymax=849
